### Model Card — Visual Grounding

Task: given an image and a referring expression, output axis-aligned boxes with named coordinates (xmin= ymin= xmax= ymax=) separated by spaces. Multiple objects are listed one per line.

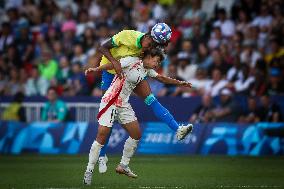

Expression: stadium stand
xmin=0 ymin=0 xmax=283 ymax=122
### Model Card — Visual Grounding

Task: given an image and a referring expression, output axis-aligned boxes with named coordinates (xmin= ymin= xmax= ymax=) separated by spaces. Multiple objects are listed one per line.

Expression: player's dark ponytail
xmin=141 ymin=48 xmax=165 ymax=62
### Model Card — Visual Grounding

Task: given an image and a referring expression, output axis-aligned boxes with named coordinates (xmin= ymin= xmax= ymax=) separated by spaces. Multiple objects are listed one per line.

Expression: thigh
xmin=122 ymin=120 xmax=141 ymax=140
xmin=117 ymin=104 xmax=137 ymax=126
xmin=133 ymin=79 xmax=152 ymax=99
xmin=98 ymin=103 xmax=117 ymax=128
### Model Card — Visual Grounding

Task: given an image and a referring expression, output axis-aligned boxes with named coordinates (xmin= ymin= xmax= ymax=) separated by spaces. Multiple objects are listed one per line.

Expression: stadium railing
xmin=1 ymin=95 xmax=283 ymax=122
xmin=0 ymin=102 xmax=100 ymax=122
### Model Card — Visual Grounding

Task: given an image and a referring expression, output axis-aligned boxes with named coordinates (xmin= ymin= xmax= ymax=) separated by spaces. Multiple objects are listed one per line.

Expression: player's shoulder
xmin=120 ymin=57 xmax=140 ymax=68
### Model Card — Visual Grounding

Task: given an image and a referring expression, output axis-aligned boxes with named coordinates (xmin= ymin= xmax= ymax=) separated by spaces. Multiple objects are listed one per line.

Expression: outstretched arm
xmin=154 ymin=74 xmax=192 ymax=87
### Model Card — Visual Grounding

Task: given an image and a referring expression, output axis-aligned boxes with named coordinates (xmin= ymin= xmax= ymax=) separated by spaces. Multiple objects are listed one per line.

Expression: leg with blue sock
xmin=144 ymin=93 xmax=193 ymax=140
xmin=133 ymin=80 xmax=193 ymax=140
xmin=98 ymin=127 xmax=112 ymax=173
xmin=144 ymin=94 xmax=178 ymax=131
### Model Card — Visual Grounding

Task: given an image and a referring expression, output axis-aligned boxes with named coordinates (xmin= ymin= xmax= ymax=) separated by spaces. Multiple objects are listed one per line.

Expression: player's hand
xmin=112 ymin=60 xmax=123 ymax=79
xmin=179 ymin=81 xmax=192 ymax=88
xmin=85 ymin=68 xmax=98 ymax=76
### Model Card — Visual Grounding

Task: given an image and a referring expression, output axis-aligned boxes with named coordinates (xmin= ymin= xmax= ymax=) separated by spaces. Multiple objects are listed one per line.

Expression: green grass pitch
xmin=0 ymin=155 xmax=283 ymax=189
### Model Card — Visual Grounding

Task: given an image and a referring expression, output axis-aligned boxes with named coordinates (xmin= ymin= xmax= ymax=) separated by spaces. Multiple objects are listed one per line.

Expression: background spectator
xmin=238 ymin=96 xmax=261 ymax=123
xmin=213 ymin=8 xmax=235 ymax=38
xmin=71 ymin=43 xmax=88 ymax=67
xmin=2 ymin=92 xmax=26 ymax=122
xmin=38 ymin=48 xmax=58 ymax=81
xmin=211 ymin=88 xmax=241 ymax=122
xmin=203 ymin=68 xmax=228 ymax=97
xmin=25 ymin=66 xmax=49 ymax=96
xmin=158 ymin=63 xmax=184 ymax=96
xmin=189 ymin=94 xmax=215 ymax=123
xmin=228 ymin=64 xmax=255 ymax=95
xmin=0 ymin=22 xmax=14 ymax=54
xmin=41 ymin=87 xmax=68 ymax=122
xmin=258 ymin=94 xmax=283 ymax=122
xmin=266 ymin=67 xmax=284 ymax=95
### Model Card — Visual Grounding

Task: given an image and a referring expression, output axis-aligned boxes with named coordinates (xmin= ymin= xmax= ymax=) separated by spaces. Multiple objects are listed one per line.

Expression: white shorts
xmin=98 ymin=102 xmax=137 ymax=127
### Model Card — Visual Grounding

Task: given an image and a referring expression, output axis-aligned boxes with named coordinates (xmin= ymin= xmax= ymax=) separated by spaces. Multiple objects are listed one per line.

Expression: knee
xmin=135 ymin=134 xmax=142 ymax=141
xmin=137 ymin=133 xmax=142 ymax=140
xmin=96 ymin=134 xmax=107 ymax=145
xmin=131 ymin=131 xmax=141 ymax=141
xmin=91 ymin=140 xmax=103 ymax=150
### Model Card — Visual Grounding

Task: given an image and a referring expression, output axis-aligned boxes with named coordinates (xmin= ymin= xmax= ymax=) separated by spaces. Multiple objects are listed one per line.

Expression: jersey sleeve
xmin=111 ymin=30 xmax=145 ymax=49
xmin=147 ymin=69 xmax=158 ymax=78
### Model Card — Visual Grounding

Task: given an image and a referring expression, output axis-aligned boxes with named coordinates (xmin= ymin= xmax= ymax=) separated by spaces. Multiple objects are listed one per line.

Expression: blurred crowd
xmin=0 ymin=0 xmax=283 ymax=98
xmin=0 ymin=0 xmax=284 ymax=123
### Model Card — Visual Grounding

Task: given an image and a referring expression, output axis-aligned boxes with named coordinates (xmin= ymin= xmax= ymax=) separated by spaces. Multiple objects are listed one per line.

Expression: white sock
xmin=86 ymin=140 xmax=103 ymax=172
xmin=120 ymin=137 xmax=139 ymax=166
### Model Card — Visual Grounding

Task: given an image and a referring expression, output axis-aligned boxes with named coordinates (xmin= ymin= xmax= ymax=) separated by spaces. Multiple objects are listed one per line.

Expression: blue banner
xmin=0 ymin=121 xmax=283 ymax=155
xmin=137 ymin=122 xmax=205 ymax=154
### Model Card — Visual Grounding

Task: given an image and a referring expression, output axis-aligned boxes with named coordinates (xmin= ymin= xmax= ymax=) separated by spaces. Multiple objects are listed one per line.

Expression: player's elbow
xmin=98 ymin=38 xmax=113 ymax=54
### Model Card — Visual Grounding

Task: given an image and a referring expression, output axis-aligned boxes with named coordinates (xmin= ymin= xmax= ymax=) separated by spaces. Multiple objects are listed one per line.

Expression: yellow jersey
xmin=100 ymin=30 xmax=145 ymax=74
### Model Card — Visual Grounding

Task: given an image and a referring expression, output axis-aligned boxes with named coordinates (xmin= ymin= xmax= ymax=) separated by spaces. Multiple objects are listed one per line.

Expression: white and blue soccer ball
xmin=151 ymin=23 xmax=172 ymax=44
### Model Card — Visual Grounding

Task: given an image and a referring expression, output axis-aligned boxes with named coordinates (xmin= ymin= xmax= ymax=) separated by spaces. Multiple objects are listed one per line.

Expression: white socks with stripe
xmin=120 ymin=137 xmax=139 ymax=166
xmin=86 ymin=140 xmax=104 ymax=172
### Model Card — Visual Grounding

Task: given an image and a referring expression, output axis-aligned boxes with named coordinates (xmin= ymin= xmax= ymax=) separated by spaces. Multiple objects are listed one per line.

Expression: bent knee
xmin=131 ymin=132 xmax=141 ymax=141
xmin=136 ymin=133 xmax=142 ymax=140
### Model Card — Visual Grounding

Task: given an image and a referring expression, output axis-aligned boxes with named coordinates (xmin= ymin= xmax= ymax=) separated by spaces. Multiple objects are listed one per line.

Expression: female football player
xmin=86 ymin=23 xmax=193 ymax=173
xmin=83 ymin=49 xmax=192 ymax=185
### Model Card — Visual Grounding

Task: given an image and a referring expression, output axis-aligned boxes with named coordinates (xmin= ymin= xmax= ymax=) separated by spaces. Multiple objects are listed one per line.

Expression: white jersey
xmin=101 ymin=57 xmax=158 ymax=107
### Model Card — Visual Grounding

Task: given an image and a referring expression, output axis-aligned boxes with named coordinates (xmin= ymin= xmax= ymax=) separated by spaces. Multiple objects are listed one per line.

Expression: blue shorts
xmin=101 ymin=70 xmax=115 ymax=91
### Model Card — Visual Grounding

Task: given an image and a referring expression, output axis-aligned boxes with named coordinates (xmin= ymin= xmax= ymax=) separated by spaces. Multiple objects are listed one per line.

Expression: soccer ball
xmin=150 ymin=23 xmax=172 ymax=44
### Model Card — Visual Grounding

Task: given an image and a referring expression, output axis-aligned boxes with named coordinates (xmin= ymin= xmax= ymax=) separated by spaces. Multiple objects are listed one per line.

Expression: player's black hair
xmin=144 ymin=32 xmax=169 ymax=49
xmin=142 ymin=48 xmax=165 ymax=62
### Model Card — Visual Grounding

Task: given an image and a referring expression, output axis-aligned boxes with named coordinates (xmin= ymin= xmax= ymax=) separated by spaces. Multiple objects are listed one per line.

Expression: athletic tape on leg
xmin=144 ymin=94 xmax=179 ymax=131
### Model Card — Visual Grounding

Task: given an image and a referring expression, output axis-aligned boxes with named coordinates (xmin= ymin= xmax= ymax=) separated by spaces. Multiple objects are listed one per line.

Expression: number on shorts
xmin=110 ymin=109 xmax=117 ymax=123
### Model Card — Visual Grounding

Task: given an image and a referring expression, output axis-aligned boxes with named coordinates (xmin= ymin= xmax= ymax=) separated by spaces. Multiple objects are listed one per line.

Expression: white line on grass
xmin=218 ymin=185 xmax=282 ymax=188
